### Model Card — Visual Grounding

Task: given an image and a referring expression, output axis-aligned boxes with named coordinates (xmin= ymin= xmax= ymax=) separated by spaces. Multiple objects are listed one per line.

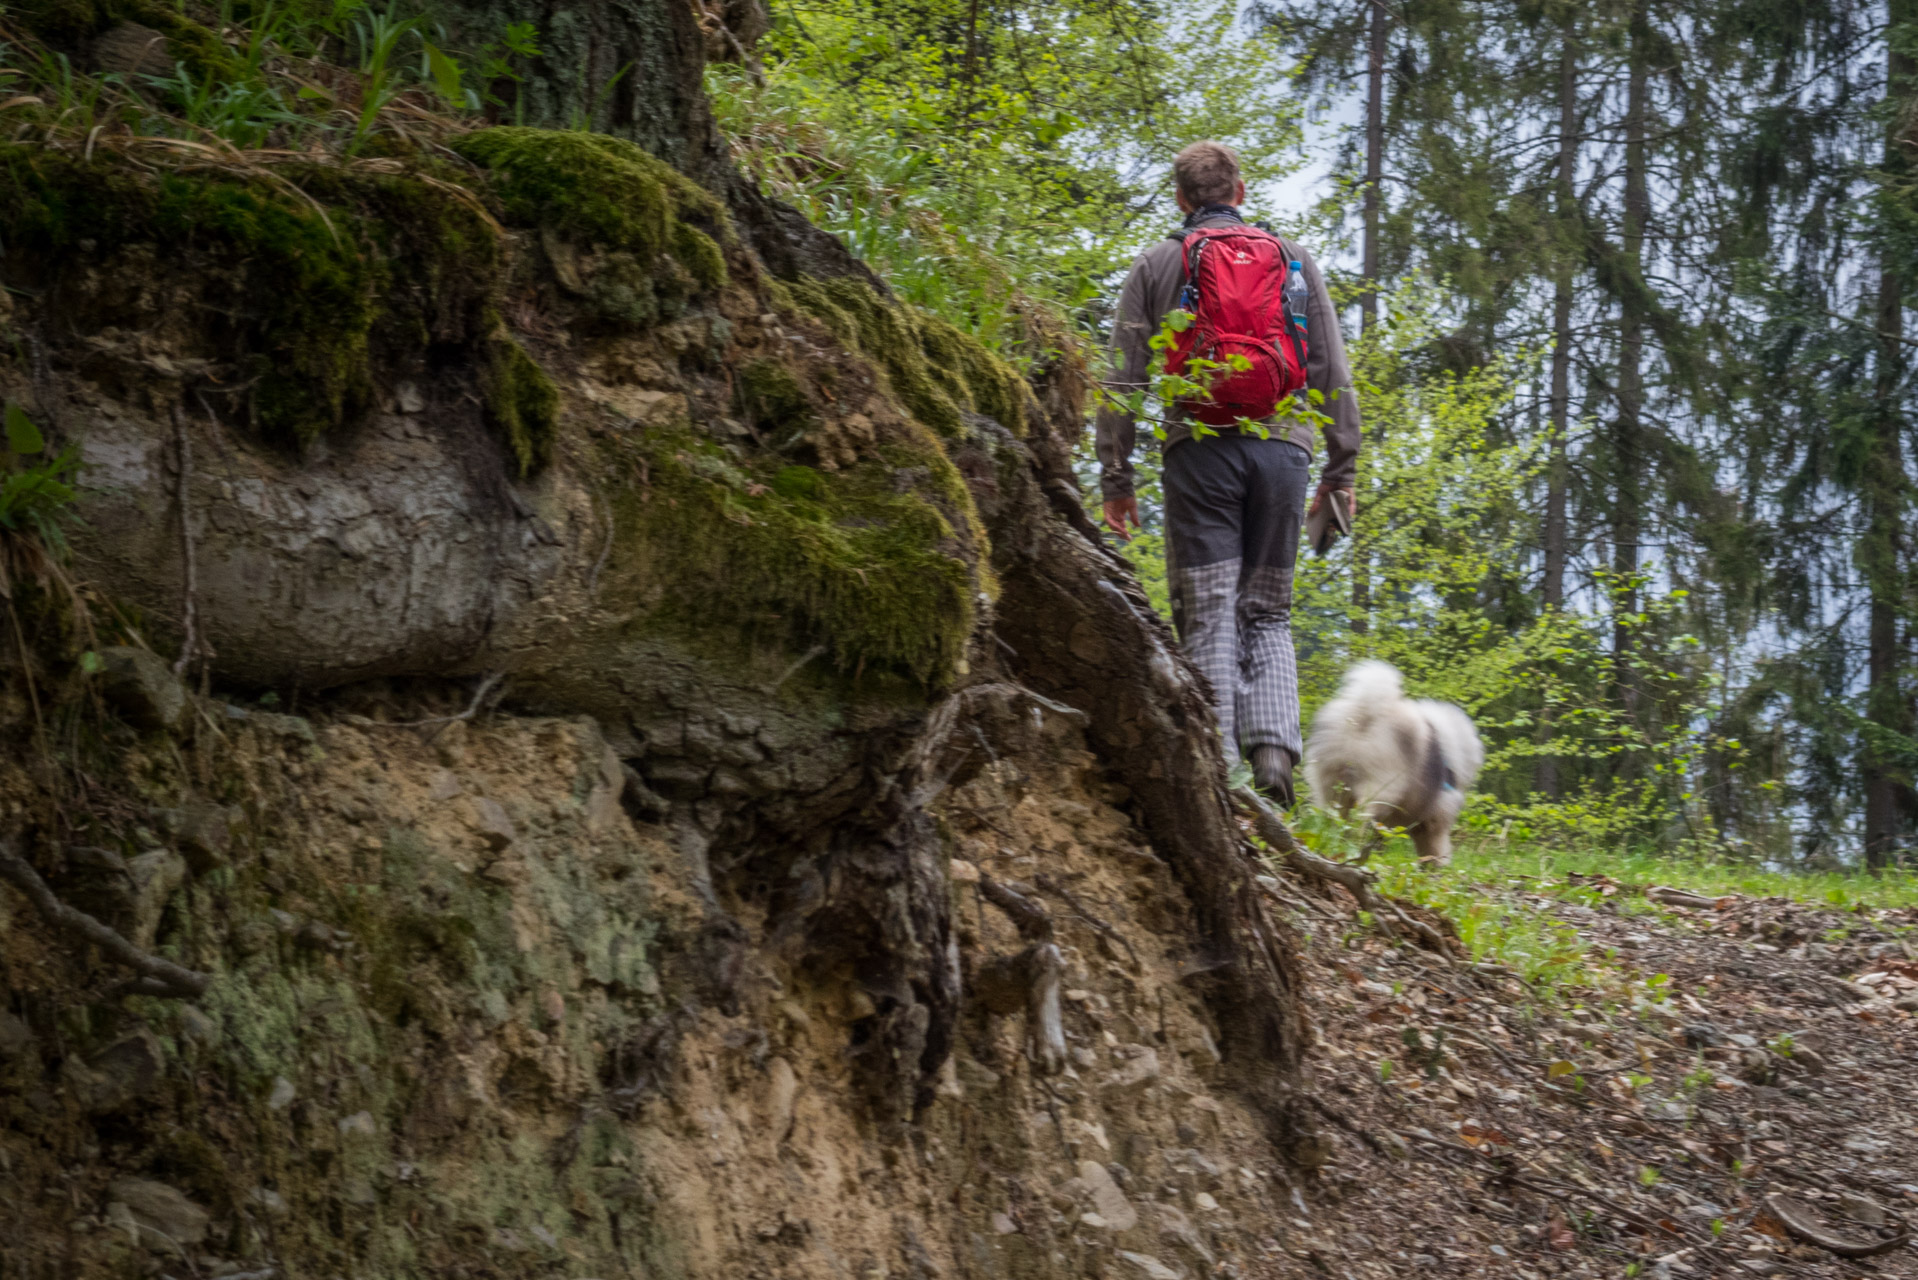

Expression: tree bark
xmin=1864 ymin=1 xmax=1916 ymax=870
xmin=1348 ymin=0 xmax=1387 ymax=635
xmin=1359 ymin=0 xmax=1386 ymax=334
xmin=1611 ymin=0 xmax=1649 ymax=729
xmin=1536 ymin=27 xmax=1577 ymax=800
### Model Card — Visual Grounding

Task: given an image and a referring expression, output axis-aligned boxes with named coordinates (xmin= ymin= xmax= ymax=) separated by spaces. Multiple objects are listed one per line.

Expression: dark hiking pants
xmin=1163 ymin=434 xmax=1310 ymax=765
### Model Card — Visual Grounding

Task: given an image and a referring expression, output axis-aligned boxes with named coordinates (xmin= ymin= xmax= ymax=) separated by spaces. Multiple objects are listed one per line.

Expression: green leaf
xmin=79 ymin=650 xmax=103 ymax=674
xmin=423 ymin=42 xmax=464 ymax=103
xmin=5 ymin=403 xmax=44 ymax=455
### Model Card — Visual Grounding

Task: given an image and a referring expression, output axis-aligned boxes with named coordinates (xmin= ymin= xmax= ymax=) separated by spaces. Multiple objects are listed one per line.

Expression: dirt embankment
xmin=0 ymin=671 xmax=1322 ymax=1279
xmin=0 ymin=65 xmax=1305 ymax=1279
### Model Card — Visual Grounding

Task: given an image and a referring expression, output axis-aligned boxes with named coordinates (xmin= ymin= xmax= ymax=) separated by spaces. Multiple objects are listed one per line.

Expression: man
xmin=1097 ymin=140 xmax=1361 ymax=806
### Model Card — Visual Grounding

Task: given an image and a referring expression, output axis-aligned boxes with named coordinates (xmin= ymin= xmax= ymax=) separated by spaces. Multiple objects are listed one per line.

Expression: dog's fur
xmin=1304 ymin=661 xmax=1484 ymax=865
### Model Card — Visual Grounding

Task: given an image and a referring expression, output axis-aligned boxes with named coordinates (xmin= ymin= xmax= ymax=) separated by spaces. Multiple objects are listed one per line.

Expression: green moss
xmin=736 ymin=358 xmax=816 ymax=436
xmin=0 ymin=147 xmax=499 ymax=447
xmin=453 ymin=128 xmax=731 ymax=317
xmin=670 ymin=221 xmax=728 ymax=291
xmin=786 ymin=276 xmax=1034 ymax=438
xmin=481 ymin=335 xmax=561 ymax=477
xmin=611 ymin=432 xmax=975 ymax=687
xmin=14 ymin=0 xmax=239 ymax=77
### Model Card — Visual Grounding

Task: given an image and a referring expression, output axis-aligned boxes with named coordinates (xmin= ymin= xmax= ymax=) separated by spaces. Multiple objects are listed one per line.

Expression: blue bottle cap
xmin=1290 ymin=260 xmax=1303 ymax=270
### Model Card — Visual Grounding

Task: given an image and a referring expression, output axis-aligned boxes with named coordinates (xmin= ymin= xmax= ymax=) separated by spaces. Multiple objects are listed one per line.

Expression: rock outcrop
xmin=0 ymin=1 xmax=1314 ymax=1274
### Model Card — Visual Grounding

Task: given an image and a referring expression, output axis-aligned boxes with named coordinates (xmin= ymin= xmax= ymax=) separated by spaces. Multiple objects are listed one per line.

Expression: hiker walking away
xmin=1097 ymin=141 xmax=1361 ymax=806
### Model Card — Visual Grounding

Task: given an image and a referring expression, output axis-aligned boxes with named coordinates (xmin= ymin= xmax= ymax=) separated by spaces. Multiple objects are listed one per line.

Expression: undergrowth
xmin=1287 ymin=806 xmax=1918 ymax=1010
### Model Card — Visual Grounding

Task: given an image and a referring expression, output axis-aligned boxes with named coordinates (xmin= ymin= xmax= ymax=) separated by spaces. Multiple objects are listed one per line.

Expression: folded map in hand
xmin=1305 ymin=488 xmax=1351 ymax=557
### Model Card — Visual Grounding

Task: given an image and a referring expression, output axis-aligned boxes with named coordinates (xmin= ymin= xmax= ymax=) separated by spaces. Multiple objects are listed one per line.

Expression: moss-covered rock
xmin=481 ymin=333 xmax=561 ymax=477
xmin=453 ymin=128 xmax=731 ymax=327
xmin=0 ymin=146 xmax=501 ymax=446
xmin=785 ymin=275 xmax=1036 ymax=439
xmin=736 ymin=357 xmax=817 ymax=438
xmin=605 ymin=430 xmax=975 ymax=687
xmin=14 ymin=0 xmax=236 ymax=73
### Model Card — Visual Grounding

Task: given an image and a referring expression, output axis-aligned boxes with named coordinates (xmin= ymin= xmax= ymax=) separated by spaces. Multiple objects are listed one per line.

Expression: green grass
xmin=1444 ymin=838 xmax=1918 ymax=912
xmin=1282 ymin=807 xmax=1918 ymax=1007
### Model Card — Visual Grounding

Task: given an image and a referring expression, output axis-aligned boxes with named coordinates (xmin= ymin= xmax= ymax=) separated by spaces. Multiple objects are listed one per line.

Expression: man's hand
xmin=1103 ymin=496 xmax=1141 ymax=542
xmin=1308 ymin=484 xmax=1357 ymax=522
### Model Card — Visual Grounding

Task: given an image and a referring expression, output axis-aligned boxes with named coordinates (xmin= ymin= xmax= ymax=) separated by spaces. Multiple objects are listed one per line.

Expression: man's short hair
xmin=1173 ymin=141 xmax=1242 ymax=207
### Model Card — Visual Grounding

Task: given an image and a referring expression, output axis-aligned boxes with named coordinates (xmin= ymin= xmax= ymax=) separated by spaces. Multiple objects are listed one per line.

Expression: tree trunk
xmin=1864 ymin=3 xmax=1915 ymax=870
xmin=1360 ymin=0 xmax=1386 ymax=334
xmin=1536 ymin=27 xmax=1577 ymax=800
xmin=1612 ymin=0 xmax=1649 ymax=729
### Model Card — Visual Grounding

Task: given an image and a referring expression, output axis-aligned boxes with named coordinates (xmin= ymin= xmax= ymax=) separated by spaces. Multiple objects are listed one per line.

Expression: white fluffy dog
xmin=1304 ymin=661 xmax=1484 ymax=865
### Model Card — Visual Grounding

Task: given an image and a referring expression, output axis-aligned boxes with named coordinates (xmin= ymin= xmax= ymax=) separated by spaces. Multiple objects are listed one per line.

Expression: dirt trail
xmin=1279 ymin=867 xmax=1918 ymax=1278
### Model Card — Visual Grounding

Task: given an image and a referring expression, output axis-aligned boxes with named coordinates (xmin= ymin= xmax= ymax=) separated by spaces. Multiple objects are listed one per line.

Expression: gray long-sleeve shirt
xmin=1095 ymin=211 xmax=1362 ymax=500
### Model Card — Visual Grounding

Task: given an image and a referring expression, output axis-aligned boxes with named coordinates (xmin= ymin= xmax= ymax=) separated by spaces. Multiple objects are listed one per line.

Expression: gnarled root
xmin=0 ymin=841 xmax=211 ymax=998
xmin=1232 ymin=786 xmax=1459 ymax=962
xmin=976 ymin=875 xmax=1067 ymax=1075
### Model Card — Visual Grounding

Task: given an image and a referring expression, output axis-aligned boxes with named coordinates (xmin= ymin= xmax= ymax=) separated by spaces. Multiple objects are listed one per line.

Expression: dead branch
xmin=0 ymin=841 xmax=211 ymax=998
xmin=1762 ymin=1193 xmax=1910 ymax=1259
xmin=1647 ymin=886 xmax=1734 ymax=910
xmin=1303 ymin=1093 xmax=1391 ymax=1158
xmin=1508 ymin=1172 xmax=1691 ymax=1244
xmin=1394 ymin=1128 xmax=1694 ymax=1244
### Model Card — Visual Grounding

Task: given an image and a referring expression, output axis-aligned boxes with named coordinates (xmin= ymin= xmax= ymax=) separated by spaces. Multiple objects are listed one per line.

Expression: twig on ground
xmin=1304 ymin=1093 xmax=1391 ymax=1158
xmin=1647 ymin=886 xmax=1735 ymax=910
xmin=1507 ymin=1172 xmax=1692 ymax=1244
xmin=0 ymin=840 xmax=211 ymax=998
xmin=1761 ymin=1193 xmax=1911 ymax=1259
xmin=1441 ymin=1022 xmax=1535 ymax=1080
xmin=1391 ymin=1127 xmax=1697 ymax=1245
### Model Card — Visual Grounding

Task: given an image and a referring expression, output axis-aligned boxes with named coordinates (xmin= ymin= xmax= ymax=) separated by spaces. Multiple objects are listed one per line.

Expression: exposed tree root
xmin=988 ymin=414 xmax=1311 ymax=1141
xmin=976 ymin=874 xmax=1067 ymax=1075
xmin=1232 ymin=784 xmax=1458 ymax=961
xmin=0 ymin=840 xmax=211 ymax=998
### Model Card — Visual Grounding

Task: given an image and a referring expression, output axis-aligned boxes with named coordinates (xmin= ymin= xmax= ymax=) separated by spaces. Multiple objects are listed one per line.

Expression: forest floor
xmin=1270 ymin=844 xmax=1918 ymax=1280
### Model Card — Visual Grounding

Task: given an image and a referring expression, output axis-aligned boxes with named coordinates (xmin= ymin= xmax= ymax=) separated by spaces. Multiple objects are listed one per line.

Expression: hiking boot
xmin=1251 ymin=744 xmax=1296 ymax=808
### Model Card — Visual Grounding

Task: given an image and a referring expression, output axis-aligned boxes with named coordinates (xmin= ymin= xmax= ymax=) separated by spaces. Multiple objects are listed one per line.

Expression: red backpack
xmin=1164 ymin=224 xmax=1310 ymax=427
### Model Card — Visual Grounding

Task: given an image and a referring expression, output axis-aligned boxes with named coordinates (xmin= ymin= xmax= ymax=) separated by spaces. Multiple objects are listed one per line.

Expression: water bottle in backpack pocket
xmin=1164 ymin=226 xmax=1311 ymax=427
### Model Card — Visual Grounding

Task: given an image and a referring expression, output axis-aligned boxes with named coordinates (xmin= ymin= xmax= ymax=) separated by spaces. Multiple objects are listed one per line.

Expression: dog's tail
xmin=1338 ymin=661 xmax=1404 ymax=730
